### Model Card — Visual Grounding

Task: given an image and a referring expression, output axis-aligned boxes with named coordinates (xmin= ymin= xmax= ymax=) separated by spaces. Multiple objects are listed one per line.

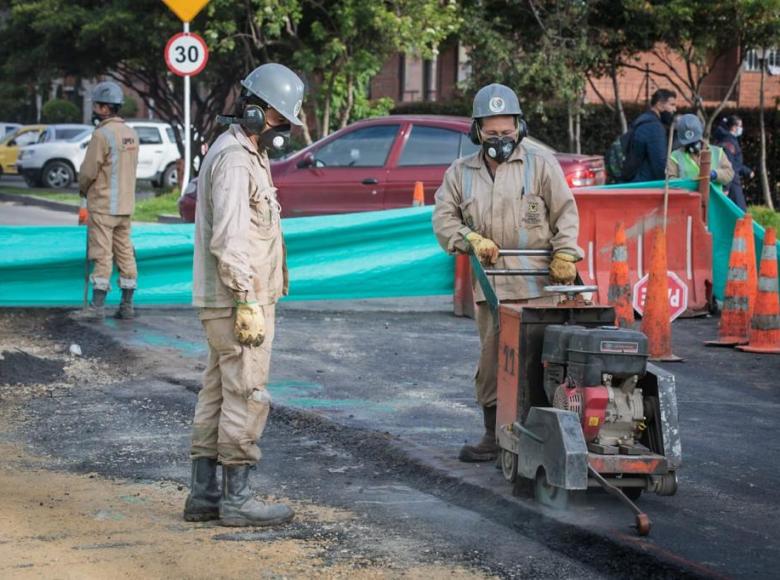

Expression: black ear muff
xmin=518 ymin=117 xmax=528 ymax=140
xmin=469 ymin=120 xmax=481 ymax=145
xmin=242 ymin=104 xmax=266 ymax=136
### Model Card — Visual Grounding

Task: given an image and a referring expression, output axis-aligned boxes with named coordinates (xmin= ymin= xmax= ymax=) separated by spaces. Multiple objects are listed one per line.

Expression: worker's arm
xmin=714 ymin=149 xmax=734 ymax=186
xmin=541 ymin=156 xmax=582 ymax=260
xmin=78 ymin=131 xmax=107 ymax=196
xmin=432 ymin=163 xmax=472 ymax=254
xmin=208 ymin=157 xmax=255 ymax=304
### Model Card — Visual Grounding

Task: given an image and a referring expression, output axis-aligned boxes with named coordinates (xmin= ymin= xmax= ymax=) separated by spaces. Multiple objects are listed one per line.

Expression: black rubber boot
xmin=114 ymin=288 xmax=135 ymax=319
xmin=459 ymin=405 xmax=499 ymax=462
xmin=183 ymin=457 xmax=221 ymax=522
xmin=219 ymin=465 xmax=294 ymax=527
xmin=74 ymin=288 xmax=107 ymax=320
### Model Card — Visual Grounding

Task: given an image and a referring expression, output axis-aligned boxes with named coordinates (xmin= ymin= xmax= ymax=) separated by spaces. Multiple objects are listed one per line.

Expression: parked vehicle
xmin=0 ymin=124 xmax=46 ymax=176
xmin=178 ymin=115 xmax=606 ymax=222
xmin=0 ymin=123 xmax=21 ymax=138
xmin=16 ymin=120 xmax=181 ymax=189
xmin=36 ymin=124 xmax=92 ymax=144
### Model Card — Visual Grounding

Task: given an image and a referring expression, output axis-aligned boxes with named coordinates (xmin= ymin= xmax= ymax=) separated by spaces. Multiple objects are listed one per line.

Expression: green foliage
xmin=133 ymin=191 xmax=180 ymax=222
xmin=41 ymin=98 xmax=81 ymax=123
xmin=119 ymin=97 xmax=138 ymax=118
xmin=749 ymin=205 xmax=780 ymax=231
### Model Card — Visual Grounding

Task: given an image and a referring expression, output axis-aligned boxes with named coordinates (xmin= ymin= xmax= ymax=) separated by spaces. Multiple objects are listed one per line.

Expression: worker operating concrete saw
xmin=432 ymin=82 xmax=583 ymax=463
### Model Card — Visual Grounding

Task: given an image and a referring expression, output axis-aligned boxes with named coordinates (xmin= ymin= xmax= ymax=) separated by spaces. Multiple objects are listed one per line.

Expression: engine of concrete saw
xmin=542 ymin=325 xmax=650 ymax=453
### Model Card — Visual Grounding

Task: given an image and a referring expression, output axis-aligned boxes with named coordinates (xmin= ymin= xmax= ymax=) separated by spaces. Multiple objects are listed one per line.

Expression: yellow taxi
xmin=0 ymin=124 xmax=46 ymax=176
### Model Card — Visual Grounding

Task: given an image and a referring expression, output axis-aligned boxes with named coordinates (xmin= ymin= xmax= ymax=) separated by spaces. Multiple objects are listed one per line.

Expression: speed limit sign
xmin=164 ymin=32 xmax=209 ymax=77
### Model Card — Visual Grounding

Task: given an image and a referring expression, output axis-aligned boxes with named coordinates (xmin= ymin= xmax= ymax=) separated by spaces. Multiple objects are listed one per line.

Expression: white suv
xmin=17 ymin=120 xmax=181 ymax=189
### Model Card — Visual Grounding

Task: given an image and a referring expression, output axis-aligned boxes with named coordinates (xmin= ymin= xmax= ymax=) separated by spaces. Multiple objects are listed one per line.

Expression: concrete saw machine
xmin=472 ymin=250 xmax=682 ymax=536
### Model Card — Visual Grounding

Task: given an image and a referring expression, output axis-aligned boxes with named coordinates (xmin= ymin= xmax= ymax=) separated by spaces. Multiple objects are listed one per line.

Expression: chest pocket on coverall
xmin=250 ymin=184 xmax=281 ymax=240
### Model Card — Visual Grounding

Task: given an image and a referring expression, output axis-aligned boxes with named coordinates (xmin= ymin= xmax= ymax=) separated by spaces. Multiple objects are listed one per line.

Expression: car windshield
xmin=1 ymin=129 xmax=21 ymax=145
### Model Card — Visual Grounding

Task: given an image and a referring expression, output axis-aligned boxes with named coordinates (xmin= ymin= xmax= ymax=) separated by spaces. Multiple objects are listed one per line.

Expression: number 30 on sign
xmin=164 ymin=32 xmax=209 ymax=77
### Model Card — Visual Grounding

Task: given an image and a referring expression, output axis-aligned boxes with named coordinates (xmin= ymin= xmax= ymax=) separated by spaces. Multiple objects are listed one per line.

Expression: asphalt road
xmin=8 ymin=300 xmax=776 ymax=578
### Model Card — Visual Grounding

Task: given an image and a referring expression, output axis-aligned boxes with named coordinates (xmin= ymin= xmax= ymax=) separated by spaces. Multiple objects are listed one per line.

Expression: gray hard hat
xmin=472 ymin=83 xmax=523 ymax=119
xmin=240 ymin=63 xmax=305 ymax=126
xmin=676 ymin=114 xmax=703 ymax=145
xmin=91 ymin=81 xmax=124 ymax=106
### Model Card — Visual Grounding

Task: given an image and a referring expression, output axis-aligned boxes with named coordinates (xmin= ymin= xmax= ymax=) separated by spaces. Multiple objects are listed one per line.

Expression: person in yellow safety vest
xmin=667 ymin=114 xmax=734 ymax=196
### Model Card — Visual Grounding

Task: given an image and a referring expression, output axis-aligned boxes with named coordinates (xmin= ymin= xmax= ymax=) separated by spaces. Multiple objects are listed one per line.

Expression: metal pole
xmin=182 ymin=21 xmax=191 ymax=192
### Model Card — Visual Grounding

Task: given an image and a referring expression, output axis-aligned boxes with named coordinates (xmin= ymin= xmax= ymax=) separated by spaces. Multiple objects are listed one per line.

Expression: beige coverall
xmin=433 ymin=143 xmax=582 ymax=407
xmin=191 ymin=125 xmax=288 ymax=466
xmin=79 ymin=117 xmax=139 ymax=291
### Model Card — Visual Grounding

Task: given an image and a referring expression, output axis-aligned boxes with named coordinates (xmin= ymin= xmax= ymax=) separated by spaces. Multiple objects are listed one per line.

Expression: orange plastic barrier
xmin=452 ymin=187 xmax=713 ymax=318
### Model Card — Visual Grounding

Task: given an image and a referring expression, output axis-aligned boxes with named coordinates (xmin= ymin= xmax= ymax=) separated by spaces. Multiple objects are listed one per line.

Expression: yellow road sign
xmin=162 ymin=0 xmax=209 ymax=23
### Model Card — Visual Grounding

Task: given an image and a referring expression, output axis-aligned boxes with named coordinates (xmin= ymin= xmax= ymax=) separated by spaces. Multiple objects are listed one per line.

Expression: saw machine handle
xmin=484 ymin=249 xmax=552 ymax=276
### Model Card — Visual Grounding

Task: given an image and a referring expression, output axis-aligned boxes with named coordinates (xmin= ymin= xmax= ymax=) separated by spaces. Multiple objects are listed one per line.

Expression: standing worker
xmin=184 ymin=64 xmax=304 ymax=527
xmin=78 ymin=81 xmax=140 ymax=320
xmin=433 ymin=84 xmax=582 ymax=463
xmin=667 ymin=114 xmax=734 ymax=195
xmin=713 ymin=115 xmax=753 ymax=211
xmin=626 ymin=89 xmax=678 ymax=182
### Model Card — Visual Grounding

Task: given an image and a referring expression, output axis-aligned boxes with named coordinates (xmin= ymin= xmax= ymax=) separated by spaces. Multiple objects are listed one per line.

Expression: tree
xmin=41 ymin=98 xmax=81 ymax=123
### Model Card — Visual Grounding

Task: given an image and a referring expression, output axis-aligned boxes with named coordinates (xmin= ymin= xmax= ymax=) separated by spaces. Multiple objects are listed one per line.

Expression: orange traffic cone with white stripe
xmin=412 ymin=181 xmax=425 ymax=206
xmin=705 ymin=215 xmax=757 ymax=346
xmin=608 ymin=222 xmax=635 ymax=328
xmin=641 ymin=227 xmax=682 ymax=361
xmin=737 ymin=227 xmax=780 ymax=354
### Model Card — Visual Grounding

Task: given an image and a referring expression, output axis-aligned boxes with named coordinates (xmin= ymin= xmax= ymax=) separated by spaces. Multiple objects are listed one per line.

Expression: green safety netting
xmin=0 ymin=181 xmax=777 ymax=307
xmin=0 ymin=206 xmax=453 ymax=306
xmin=602 ymin=178 xmax=780 ymax=300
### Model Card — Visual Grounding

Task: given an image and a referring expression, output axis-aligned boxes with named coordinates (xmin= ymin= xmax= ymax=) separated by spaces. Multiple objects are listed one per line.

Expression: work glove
xmin=465 ymin=232 xmax=500 ymax=265
xmin=234 ymin=302 xmax=265 ymax=347
xmin=549 ymin=252 xmax=578 ymax=284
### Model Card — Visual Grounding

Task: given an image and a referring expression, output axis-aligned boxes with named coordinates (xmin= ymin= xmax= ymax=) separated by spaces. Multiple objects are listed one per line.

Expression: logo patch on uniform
xmin=524 ymin=199 xmax=542 ymax=225
xmin=488 ymin=97 xmax=505 ymax=113
xmin=684 ymin=129 xmax=694 ymax=140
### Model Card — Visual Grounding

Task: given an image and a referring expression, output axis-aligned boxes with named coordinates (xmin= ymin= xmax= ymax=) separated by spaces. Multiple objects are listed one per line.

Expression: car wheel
xmin=162 ymin=163 xmax=178 ymax=189
xmin=43 ymin=161 xmax=75 ymax=189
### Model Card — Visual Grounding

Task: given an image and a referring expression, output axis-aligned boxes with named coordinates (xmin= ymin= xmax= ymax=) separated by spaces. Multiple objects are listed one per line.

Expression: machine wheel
xmin=42 ymin=161 xmax=74 ymax=189
xmin=500 ymin=449 xmax=518 ymax=483
xmin=534 ymin=468 xmax=569 ymax=510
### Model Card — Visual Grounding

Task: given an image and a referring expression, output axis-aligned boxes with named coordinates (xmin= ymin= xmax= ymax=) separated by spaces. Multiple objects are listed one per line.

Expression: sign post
xmin=162 ymin=0 xmax=210 ymax=192
xmin=632 ymin=271 xmax=689 ymax=321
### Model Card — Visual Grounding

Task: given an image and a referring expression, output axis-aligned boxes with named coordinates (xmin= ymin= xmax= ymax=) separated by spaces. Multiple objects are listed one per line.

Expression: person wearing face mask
xmin=77 ymin=81 xmax=140 ymax=320
xmin=667 ymin=114 xmax=734 ymax=199
xmin=432 ymin=83 xmax=582 ymax=463
xmin=186 ymin=63 xmax=304 ymax=527
xmin=713 ymin=115 xmax=753 ymax=211
xmin=628 ymin=89 xmax=677 ymax=182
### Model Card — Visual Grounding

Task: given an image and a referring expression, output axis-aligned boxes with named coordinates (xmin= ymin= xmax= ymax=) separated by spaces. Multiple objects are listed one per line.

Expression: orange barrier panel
xmin=453 ymin=187 xmax=713 ymax=318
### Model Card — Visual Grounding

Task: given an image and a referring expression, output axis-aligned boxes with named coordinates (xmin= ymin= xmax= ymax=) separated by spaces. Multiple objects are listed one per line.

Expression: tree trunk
xmin=611 ymin=61 xmax=627 ymax=133
xmin=705 ymin=67 xmax=742 ymax=139
xmin=758 ymin=62 xmax=774 ymax=210
xmin=567 ymin=102 xmax=574 ymax=152
xmin=339 ymin=75 xmax=355 ymax=129
xmin=575 ymin=100 xmax=581 ymax=155
xmin=299 ymin=106 xmax=313 ymax=146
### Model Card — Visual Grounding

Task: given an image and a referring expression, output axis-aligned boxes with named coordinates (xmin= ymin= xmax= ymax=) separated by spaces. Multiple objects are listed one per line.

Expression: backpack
xmin=604 ymin=117 xmax=655 ymax=182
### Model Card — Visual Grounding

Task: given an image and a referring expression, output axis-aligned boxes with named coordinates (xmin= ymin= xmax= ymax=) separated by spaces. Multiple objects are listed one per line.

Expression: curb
xmin=0 ymin=191 xmax=79 ymax=214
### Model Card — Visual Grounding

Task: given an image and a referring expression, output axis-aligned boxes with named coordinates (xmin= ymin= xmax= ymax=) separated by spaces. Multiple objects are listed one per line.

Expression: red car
xmin=178 ymin=115 xmax=605 ymax=221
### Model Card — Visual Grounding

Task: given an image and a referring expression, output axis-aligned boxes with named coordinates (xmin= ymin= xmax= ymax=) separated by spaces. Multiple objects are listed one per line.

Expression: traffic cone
xmin=78 ymin=198 xmax=89 ymax=226
xmin=608 ymin=222 xmax=635 ymax=328
xmin=705 ymin=216 xmax=756 ymax=346
xmin=641 ymin=227 xmax=682 ymax=361
xmin=737 ymin=227 xmax=780 ymax=354
xmin=412 ymin=181 xmax=425 ymax=206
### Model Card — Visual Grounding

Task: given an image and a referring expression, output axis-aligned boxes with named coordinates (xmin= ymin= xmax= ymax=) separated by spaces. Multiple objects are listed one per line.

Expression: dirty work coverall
xmin=191 ymin=124 xmax=288 ymax=466
xmin=79 ymin=117 xmax=139 ymax=291
xmin=432 ymin=143 xmax=582 ymax=407
xmin=667 ymin=144 xmax=734 ymax=196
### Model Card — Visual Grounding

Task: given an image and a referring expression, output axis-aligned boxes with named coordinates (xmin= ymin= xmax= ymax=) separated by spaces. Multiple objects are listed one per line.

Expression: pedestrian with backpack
xmin=605 ymin=89 xmax=677 ymax=183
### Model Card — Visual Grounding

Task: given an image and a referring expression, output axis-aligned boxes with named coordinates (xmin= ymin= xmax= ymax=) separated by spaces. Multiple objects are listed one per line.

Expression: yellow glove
xmin=465 ymin=232 xmax=500 ymax=265
xmin=234 ymin=302 xmax=265 ymax=347
xmin=549 ymin=252 xmax=578 ymax=284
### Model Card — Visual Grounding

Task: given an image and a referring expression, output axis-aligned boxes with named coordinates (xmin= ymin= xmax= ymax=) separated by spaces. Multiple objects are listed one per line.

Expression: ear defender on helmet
xmin=468 ymin=120 xmax=481 ymax=145
xmin=241 ymin=104 xmax=266 ymax=135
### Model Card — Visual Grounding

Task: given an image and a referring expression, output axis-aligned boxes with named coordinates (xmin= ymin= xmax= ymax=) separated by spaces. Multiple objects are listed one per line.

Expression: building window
xmin=744 ymin=48 xmax=779 ymax=71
